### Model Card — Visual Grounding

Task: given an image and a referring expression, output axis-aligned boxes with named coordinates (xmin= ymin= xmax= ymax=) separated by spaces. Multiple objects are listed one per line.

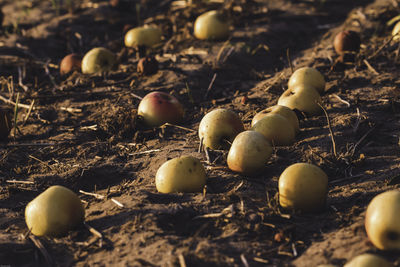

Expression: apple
xmin=251 ymin=105 xmax=300 ymax=133
xmin=344 ymin=254 xmax=393 ymax=267
xmin=124 ymin=25 xmax=162 ymax=48
xmin=392 ymin=21 xmax=400 ymax=42
xmin=59 ymin=53 xmax=82 ymax=75
xmin=288 ymin=67 xmax=325 ymax=94
xmin=138 ymin=91 xmax=184 ymax=127
xmin=251 ymin=113 xmax=295 ymax=146
xmin=227 ymin=130 xmax=273 ymax=175
xmin=25 ymin=185 xmax=85 ymax=237
xmin=365 ymin=190 xmax=400 ymax=250
xmin=194 ymin=10 xmax=230 ymax=40
xmin=278 ymin=163 xmax=328 ymax=213
xmin=0 ymin=107 xmax=11 ymax=141
xmin=198 ymin=108 xmax=244 ymax=150
xmin=156 ymin=155 xmax=206 ymax=193
xmin=278 ymin=85 xmax=322 ymax=116
xmin=137 ymin=56 xmax=159 ymax=75
xmin=81 ymin=47 xmax=116 ymax=74
xmin=333 ymin=30 xmax=361 ymax=55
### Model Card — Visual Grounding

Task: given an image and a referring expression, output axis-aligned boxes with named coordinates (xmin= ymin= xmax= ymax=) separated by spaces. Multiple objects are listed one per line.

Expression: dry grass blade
xmin=318 ymin=103 xmax=337 ymax=158
xmin=160 ymin=123 xmax=195 ymax=132
xmin=240 ymin=254 xmax=250 ymax=267
xmin=363 ymin=59 xmax=379 ymax=75
xmin=178 ymin=253 xmax=187 ymax=267
xmin=84 ymin=222 xmax=103 ymax=239
xmin=204 ymin=73 xmax=217 ymax=99
xmin=22 ymin=99 xmax=35 ymax=126
xmin=79 ymin=190 xmax=105 ymax=200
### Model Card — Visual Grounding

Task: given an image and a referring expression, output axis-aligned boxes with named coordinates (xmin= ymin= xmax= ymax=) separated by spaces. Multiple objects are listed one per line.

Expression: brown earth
xmin=0 ymin=0 xmax=400 ymax=266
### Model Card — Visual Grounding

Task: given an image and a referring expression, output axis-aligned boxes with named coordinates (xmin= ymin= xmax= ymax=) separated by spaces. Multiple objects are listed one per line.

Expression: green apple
xmin=198 ymin=108 xmax=244 ymax=150
xmin=156 ymin=156 xmax=206 ymax=193
xmin=251 ymin=113 xmax=295 ymax=146
xmin=344 ymin=254 xmax=393 ymax=267
xmin=81 ymin=47 xmax=116 ymax=74
xmin=365 ymin=190 xmax=400 ymax=250
xmin=194 ymin=10 xmax=230 ymax=40
xmin=279 ymin=163 xmax=328 ymax=213
xmin=25 ymin=185 xmax=85 ymax=237
xmin=251 ymin=105 xmax=300 ymax=133
xmin=124 ymin=25 xmax=162 ymax=48
xmin=278 ymin=85 xmax=322 ymax=115
xmin=227 ymin=130 xmax=273 ymax=175
xmin=288 ymin=67 xmax=325 ymax=94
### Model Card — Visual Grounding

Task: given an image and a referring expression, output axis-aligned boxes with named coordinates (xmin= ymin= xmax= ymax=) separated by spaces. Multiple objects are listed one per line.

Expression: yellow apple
xmin=279 ymin=163 xmax=328 ymax=213
xmin=344 ymin=254 xmax=393 ymax=267
xmin=198 ymin=108 xmax=244 ymax=150
xmin=251 ymin=113 xmax=295 ymax=146
xmin=227 ymin=130 xmax=273 ymax=175
xmin=288 ymin=67 xmax=325 ymax=94
xmin=155 ymin=156 xmax=206 ymax=193
xmin=124 ymin=25 xmax=162 ymax=48
xmin=278 ymin=85 xmax=322 ymax=115
xmin=81 ymin=47 xmax=116 ymax=74
xmin=194 ymin=10 xmax=230 ymax=40
xmin=0 ymin=107 xmax=11 ymax=141
xmin=365 ymin=190 xmax=400 ymax=250
xmin=25 ymin=185 xmax=85 ymax=237
xmin=392 ymin=21 xmax=400 ymax=42
xmin=138 ymin=91 xmax=184 ymax=127
xmin=251 ymin=105 xmax=300 ymax=133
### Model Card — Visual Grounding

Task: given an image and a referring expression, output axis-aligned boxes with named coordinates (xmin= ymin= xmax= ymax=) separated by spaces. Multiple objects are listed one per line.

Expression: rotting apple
xmin=81 ymin=47 xmax=116 ymax=74
xmin=251 ymin=105 xmax=300 ymax=133
xmin=25 ymin=185 xmax=85 ymax=237
xmin=278 ymin=85 xmax=322 ymax=116
xmin=278 ymin=163 xmax=328 ymax=213
xmin=344 ymin=254 xmax=393 ymax=267
xmin=227 ymin=130 xmax=273 ymax=175
xmin=251 ymin=113 xmax=295 ymax=146
xmin=124 ymin=25 xmax=162 ymax=48
xmin=0 ymin=107 xmax=12 ymax=141
xmin=156 ymin=155 xmax=206 ymax=193
xmin=333 ymin=30 xmax=361 ymax=55
xmin=365 ymin=190 xmax=400 ymax=250
xmin=194 ymin=10 xmax=230 ymax=41
xmin=137 ymin=56 xmax=159 ymax=75
xmin=60 ymin=53 xmax=82 ymax=75
xmin=137 ymin=91 xmax=184 ymax=127
xmin=198 ymin=108 xmax=244 ymax=150
xmin=288 ymin=67 xmax=325 ymax=94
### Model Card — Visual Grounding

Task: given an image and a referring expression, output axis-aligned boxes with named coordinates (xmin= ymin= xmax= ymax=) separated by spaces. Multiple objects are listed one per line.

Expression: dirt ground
xmin=1 ymin=0 xmax=400 ymax=266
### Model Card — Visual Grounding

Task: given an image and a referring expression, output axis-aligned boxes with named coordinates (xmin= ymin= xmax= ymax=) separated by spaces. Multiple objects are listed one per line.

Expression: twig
xmin=13 ymin=92 xmax=20 ymax=137
xmin=60 ymin=107 xmax=82 ymax=113
xmin=0 ymin=94 xmax=32 ymax=109
xmin=241 ymin=254 xmax=250 ymax=267
xmin=18 ymin=66 xmax=29 ymax=92
xmin=204 ymin=73 xmax=217 ymax=99
xmin=286 ymin=48 xmax=294 ymax=74
xmin=363 ymin=59 xmax=379 ymax=75
xmin=193 ymin=213 xmax=223 ymax=219
xmin=204 ymin=146 xmax=211 ymax=164
xmin=351 ymin=125 xmax=377 ymax=156
xmin=6 ymin=179 xmax=34 ymax=184
xmin=352 ymin=108 xmax=361 ymax=133
xmin=129 ymin=149 xmax=161 ymax=156
xmin=43 ymin=61 xmax=60 ymax=91
xmin=29 ymin=235 xmax=53 ymax=266
xmin=318 ymin=103 xmax=337 ymax=158
xmin=84 ymin=222 xmax=103 ymax=239
xmin=0 ymin=142 xmax=56 ymax=147
xmin=160 ymin=123 xmax=195 ymax=132
xmin=28 ymin=155 xmax=54 ymax=170
xmin=130 ymin=93 xmax=143 ymax=100
xmin=198 ymin=137 xmax=203 ymax=153
xmin=178 ymin=254 xmax=187 ymax=267
xmin=111 ymin=198 xmax=124 ymax=208
xmin=368 ymin=35 xmax=396 ymax=59
xmin=22 ymin=100 xmax=35 ymax=125
xmin=79 ymin=190 xmax=105 ymax=200
xmin=332 ymin=94 xmax=350 ymax=107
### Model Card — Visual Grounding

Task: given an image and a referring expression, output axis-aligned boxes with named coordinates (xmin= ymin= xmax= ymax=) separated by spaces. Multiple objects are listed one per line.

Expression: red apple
xmin=333 ymin=30 xmax=361 ymax=55
xmin=137 ymin=91 xmax=184 ymax=127
xmin=59 ymin=53 xmax=82 ymax=75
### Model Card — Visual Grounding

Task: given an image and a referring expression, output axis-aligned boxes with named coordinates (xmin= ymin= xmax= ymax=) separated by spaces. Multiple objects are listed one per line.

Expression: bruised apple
xmin=81 ymin=47 xmax=116 ymax=74
xmin=194 ymin=10 xmax=230 ymax=40
xmin=0 ymin=107 xmax=12 ymax=141
xmin=124 ymin=25 xmax=162 ymax=48
xmin=251 ymin=113 xmax=295 ymax=146
xmin=198 ymin=108 xmax=244 ymax=150
xmin=344 ymin=254 xmax=393 ymax=267
xmin=227 ymin=131 xmax=273 ymax=175
xmin=251 ymin=105 xmax=300 ymax=133
xmin=59 ymin=53 xmax=82 ymax=75
xmin=278 ymin=85 xmax=322 ymax=116
xmin=137 ymin=91 xmax=184 ymax=127
xmin=288 ymin=67 xmax=325 ymax=94
xmin=365 ymin=190 xmax=400 ymax=250
xmin=333 ymin=30 xmax=361 ymax=55
xmin=279 ymin=163 xmax=328 ymax=213
xmin=156 ymin=156 xmax=206 ymax=193
xmin=25 ymin=185 xmax=85 ymax=237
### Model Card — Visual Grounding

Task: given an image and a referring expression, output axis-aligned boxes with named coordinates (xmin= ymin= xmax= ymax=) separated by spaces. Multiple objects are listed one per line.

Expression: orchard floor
xmin=1 ymin=0 xmax=400 ymax=266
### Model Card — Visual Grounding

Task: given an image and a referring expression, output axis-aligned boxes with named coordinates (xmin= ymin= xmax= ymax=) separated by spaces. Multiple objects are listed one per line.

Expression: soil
xmin=1 ymin=0 xmax=400 ymax=266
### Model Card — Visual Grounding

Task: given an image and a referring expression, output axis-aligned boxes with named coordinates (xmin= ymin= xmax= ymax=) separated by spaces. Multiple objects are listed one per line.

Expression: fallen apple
xmin=251 ymin=113 xmax=295 ymax=146
xmin=278 ymin=85 xmax=322 ymax=116
xmin=198 ymin=108 xmax=244 ymax=150
xmin=392 ymin=21 xmax=400 ymax=42
xmin=365 ymin=190 xmax=400 ymax=250
xmin=156 ymin=155 xmax=206 ymax=193
xmin=279 ymin=163 xmax=328 ymax=213
xmin=137 ymin=91 xmax=184 ymax=127
xmin=124 ymin=25 xmax=162 ymax=48
xmin=251 ymin=105 xmax=300 ymax=133
xmin=344 ymin=254 xmax=393 ymax=267
xmin=194 ymin=10 xmax=230 ymax=40
xmin=288 ymin=67 xmax=325 ymax=94
xmin=0 ymin=107 xmax=12 ymax=141
xmin=60 ymin=53 xmax=82 ymax=75
xmin=227 ymin=130 xmax=273 ymax=175
xmin=333 ymin=30 xmax=361 ymax=55
xmin=81 ymin=47 xmax=116 ymax=74
xmin=25 ymin=185 xmax=85 ymax=237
